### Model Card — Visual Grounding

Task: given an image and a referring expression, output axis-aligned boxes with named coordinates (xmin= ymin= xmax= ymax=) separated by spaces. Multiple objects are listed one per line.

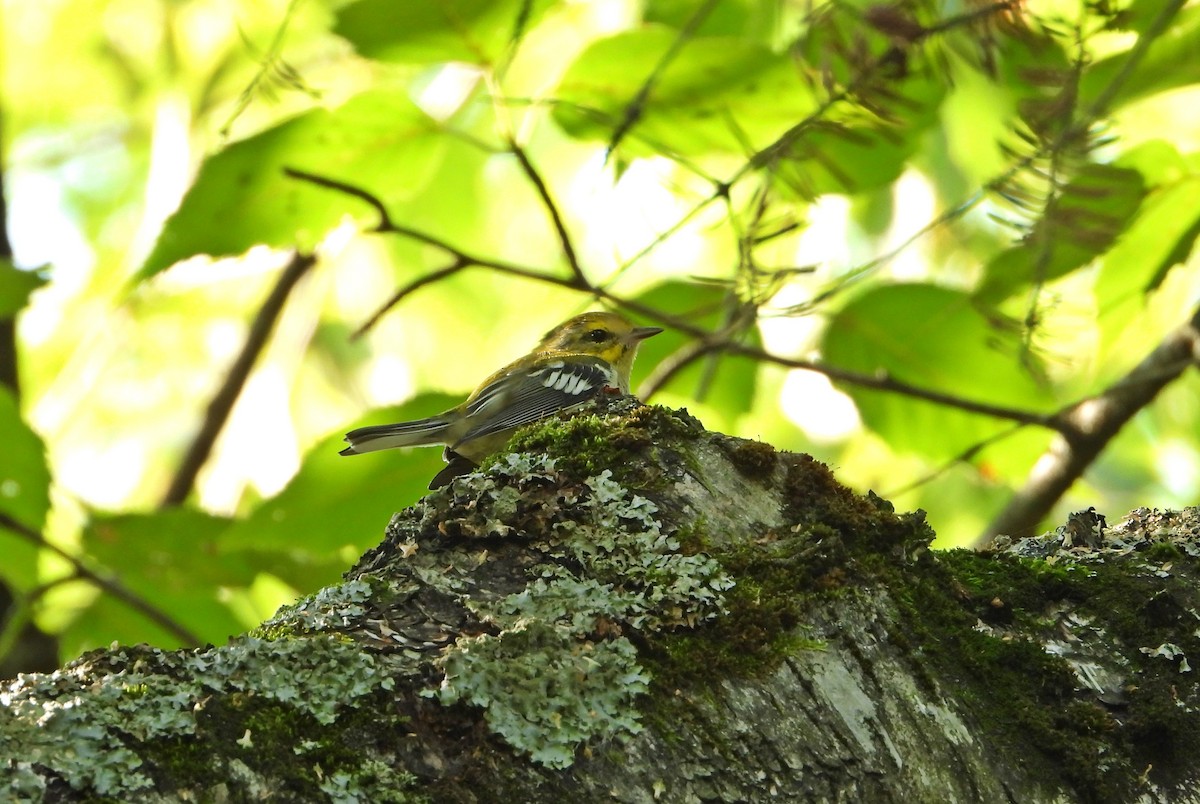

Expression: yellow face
xmin=537 ymin=312 xmax=662 ymax=364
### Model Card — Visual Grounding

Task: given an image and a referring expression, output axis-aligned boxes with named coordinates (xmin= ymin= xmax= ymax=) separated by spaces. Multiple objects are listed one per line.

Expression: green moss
xmin=645 ymin=532 xmax=846 ymax=691
xmin=427 ymin=467 xmax=733 ymax=769
xmin=886 ymin=545 xmax=1200 ymax=801
xmin=503 ymin=413 xmax=620 ymax=479
xmin=1145 ymin=540 xmax=1183 ymax=562
xmin=642 ymin=453 xmax=937 ymax=696
xmin=501 ymin=399 xmax=703 ymax=485
xmin=722 ymin=439 xmax=778 ymax=479
xmin=783 ymin=455 xmax=933 ymax=557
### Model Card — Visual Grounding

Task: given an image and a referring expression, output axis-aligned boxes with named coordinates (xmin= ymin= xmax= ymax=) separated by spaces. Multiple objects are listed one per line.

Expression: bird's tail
xmin=340 ymin=416 xmax=453 ymax=455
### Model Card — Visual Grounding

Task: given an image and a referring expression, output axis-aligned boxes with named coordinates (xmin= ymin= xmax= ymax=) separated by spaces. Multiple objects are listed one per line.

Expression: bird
xmin=340 ymin=311 xmax=663 ymax=487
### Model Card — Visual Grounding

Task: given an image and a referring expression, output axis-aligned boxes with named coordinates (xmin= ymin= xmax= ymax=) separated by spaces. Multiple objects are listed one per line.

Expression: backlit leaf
xmin=334 ymin=0 xmax=557 ymax=65
xmin=822 ymin=284 xmax=1057 ymax=461
xmin=553 ymin=26 xmax=818 ymax=157
xmin=142 ymin=90 xmax=446 ymax=278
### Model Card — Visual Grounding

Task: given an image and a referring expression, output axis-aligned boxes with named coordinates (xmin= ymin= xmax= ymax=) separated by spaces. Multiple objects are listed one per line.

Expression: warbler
xmin=341 ymin=312 xmax=663 ymax=486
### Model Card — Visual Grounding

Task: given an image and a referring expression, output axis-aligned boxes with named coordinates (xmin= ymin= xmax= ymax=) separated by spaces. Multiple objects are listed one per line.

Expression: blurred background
xmin=3 ymin=0 xmax=1199 ymax=670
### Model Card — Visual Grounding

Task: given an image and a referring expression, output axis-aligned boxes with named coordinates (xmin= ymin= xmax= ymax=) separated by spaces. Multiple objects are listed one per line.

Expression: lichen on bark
xmin=4 ymin=394 xmax=1200 ymax=802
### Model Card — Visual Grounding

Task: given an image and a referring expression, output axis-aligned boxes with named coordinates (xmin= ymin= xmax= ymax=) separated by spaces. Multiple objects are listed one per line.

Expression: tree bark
xmin=3 ymin=395 xmax=1199 ymax=802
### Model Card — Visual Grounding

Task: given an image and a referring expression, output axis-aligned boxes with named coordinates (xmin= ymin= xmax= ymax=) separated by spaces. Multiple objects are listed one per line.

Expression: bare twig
xmin=284 ymin=167 xmax=395 ymax=231
xmin=0 ymin=514 xmax=202 ymax=646
xmin=604 ymin=0 xmax=722 ymax=158
xmin=721 ymin=341 xmax=1061 ymax=429
xmin=883 ymin=423 xmax=1028 ymax=499
xmin=983 ymin=306 xmax=1200 ymax=541
xmin=285 ymin=168 xmax=571 ymax=279
xmin=161 ymin=251 xmax=316 ymax=507
xmin=508 ymin=139 xmax=586 ymax=283
xmin=612 ymin=190 xmax=724 ymax=279
xmin=640 ymin=338 xmax=723 ymax=400
xmin=351 ymin=259 xmax=469 ymax=341
xmin=784 ymin=190 xmax=987 ymax=316
xmin=286 ymin=168 xmax=1067 ymax=427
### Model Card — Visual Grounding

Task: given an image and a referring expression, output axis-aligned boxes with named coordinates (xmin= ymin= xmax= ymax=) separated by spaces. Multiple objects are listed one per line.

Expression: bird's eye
xmin=587 ymin=329 xmax=609 ymax=343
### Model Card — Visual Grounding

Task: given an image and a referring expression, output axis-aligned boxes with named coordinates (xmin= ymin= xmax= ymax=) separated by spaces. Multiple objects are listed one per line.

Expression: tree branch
xmin=283 ymin=170 xmax=1064 ymax=430
xmin=983 ymin=306 xmax=1200 ymax=541
xmin=351 ymin=259 xmax=468 ymax=341
xmin=0 ymin=514 xmax=202 ymax=646
xmin=160 ymin=250 xmax=316 ymax=507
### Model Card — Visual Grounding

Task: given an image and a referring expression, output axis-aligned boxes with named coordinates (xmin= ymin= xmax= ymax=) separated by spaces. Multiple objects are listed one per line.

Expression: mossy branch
xmin=6 ymin=398 xmax=1200 ymax=800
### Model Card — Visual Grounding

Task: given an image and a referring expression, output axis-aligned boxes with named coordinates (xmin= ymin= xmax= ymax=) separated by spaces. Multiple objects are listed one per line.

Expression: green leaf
xmin=0 ymin=381 xmax=46 ymax=613
xmin=85 ymin=508 xmax=256 ymax=589
xmin=0 ymin=260 xmax=48 ymax=318
xmin=0 ymin=386 xmax=51 ymax=532
xmin=553 ymin=26 xmax=818 ymax=157
xmin=218 ymin=394 xmax=459 ymax=557
xmin=1081 ymin=6 xmax=1200 ymax=111
xmin=774 ymin=75 xmax=945 ymax=197
xmin=0 ymin=530 xmax=41 ymax=603
xmin=1114 ymin=139 xmax=1191 ymax=187
xmin=644 ymin=0 xmax=776 ymax=39
xmin=821 ymin=284 xmax=1057 ymax=461
xmin=70 ymin=508 xmax=256 ymax=651
xmin=1096 ymin=174 xmax=1200 ymax=358
xmin=977 ymin=164 xmax=1145 ymax=302
xmin=334 ymin=0 xmax=556 ymax=65
xmin=141 ymin=90 xmax=447 ymax=278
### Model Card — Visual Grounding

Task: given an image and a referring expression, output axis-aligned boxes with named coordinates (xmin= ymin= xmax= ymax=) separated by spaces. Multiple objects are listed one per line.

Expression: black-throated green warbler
xmin=341 ymin=311 xmax=662 ymax=486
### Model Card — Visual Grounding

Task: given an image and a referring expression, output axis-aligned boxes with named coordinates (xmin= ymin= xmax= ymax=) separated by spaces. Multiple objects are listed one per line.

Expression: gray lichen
xmin=425 ymin=465 xmax=733 ymax=768
xmin=1 ymin=635 xmax=395 ymax=799
xmin=9 ymin=396 xmax=1187 ymax=801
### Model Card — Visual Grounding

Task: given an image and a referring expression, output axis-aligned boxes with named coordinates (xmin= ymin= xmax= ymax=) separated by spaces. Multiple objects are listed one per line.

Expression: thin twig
xmin=508 ymin=139 xmax=586 ymax=283
xmin=611 ymin=191 xmax=724 ymax=280
xmin=604 ymin=0 xmax=722 ymax=158
xmin=289 ymin=168 xmax=1065 ymax=425
xmin=161 ymin=251 xmax=316 ymax=507
xmin=720 ymin=341 xmax=1061 ymax=429
xmin=284 ymin=167 xmax=395 ymax=230
xmin=783 ymin=189 xmax=988 ymax=316
xmin=0 ymin=514 xmax=203 ymax=646
xmin=352 ymin=259 xmax=469 ymax=341
xmin=883 ymin=422 xmax=1028 ymax=499
xmin=640 ymin=338 xmax=723 ymax=400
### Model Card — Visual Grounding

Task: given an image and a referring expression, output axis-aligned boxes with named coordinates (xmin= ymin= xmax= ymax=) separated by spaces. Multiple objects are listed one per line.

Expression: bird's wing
xmin=458 ymin=357 xmax=617 ymax=444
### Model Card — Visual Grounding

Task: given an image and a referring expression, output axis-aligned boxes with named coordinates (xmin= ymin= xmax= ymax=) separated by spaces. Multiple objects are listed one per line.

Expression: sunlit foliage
xmin=3 ymin=0 xmax=1199 ymax=665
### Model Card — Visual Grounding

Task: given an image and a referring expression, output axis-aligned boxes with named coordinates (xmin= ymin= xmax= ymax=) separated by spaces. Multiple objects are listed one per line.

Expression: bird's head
xmin=537 ymin=311 xmax=663 ymax=388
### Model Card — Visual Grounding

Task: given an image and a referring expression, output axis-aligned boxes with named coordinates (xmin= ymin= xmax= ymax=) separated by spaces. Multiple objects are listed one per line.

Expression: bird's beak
xmin=630 ymin=326 xmax=663 ymax=342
